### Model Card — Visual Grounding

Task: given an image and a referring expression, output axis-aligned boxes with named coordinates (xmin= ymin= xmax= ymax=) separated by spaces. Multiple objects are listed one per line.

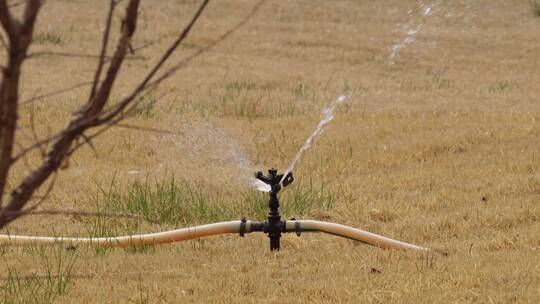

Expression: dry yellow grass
xmin=1 ymin=0 xmax=539 ymax=302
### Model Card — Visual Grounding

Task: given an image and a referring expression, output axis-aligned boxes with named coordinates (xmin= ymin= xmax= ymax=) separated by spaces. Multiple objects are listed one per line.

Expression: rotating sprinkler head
xmin=254 ymin=168 xmax=294 ymax=194
xmin=254 ymin=168 xmax=293 ymax=251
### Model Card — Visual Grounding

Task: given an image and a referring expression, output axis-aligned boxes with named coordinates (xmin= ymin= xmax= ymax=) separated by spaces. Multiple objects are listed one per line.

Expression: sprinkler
xmin=0 ymin=168 xmax=429 ymax=252
xmin=0 ymin=96 xmax=430 ymax=253
xmin=250 ymin=168 xmax=294 ymax=251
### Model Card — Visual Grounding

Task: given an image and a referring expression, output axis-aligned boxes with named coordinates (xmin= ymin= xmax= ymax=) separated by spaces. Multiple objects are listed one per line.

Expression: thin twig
xmin=80 ymin=133 xmax=99 ymax=158
xmin=11 ymin=133 xmax=56 ymax=163
xmin=28 ymin=103 xmax=46 ymax=157
xmin=115 ymin=123 xmax=176 ymax=135
xmin=90 ymin=0 xmax=118 ymax=100
xmin=132 ymin=32 xmax=188 ymax=53
xmin=66 ymin=121 xmax=119 ymax=158
xmin=20 ymin=81 xmax=93 ymax=105
xmin=146 ymin=0 xmax=265 ymax=90
xmin=14 ymin=141 xmax=32 ymax=170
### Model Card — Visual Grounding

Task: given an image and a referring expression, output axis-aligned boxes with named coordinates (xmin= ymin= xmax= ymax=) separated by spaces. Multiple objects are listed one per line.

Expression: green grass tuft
xmin=86 ymin=177 xmax=338 ymax=231
xmin=96 ymin=178 xmax=233 ymax=225
xmin=32 ymin=32 xmax=64 ymax=45
xmin=133 ymin=95 xmax=157 ymax=119
xmin=0 ymin=245 xmax=77 ymax=303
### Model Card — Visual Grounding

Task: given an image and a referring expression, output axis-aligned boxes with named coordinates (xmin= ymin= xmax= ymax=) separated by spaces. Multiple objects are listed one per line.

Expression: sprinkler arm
xmin=282 ymin=172 xmax=294 ymax=187
xmin=0 ymin=219 xmax=428 ymax=252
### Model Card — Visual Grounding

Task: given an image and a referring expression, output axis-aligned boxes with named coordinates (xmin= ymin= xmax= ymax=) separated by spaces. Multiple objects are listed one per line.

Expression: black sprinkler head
xmin=253 ymin=168 xmax=294 ymax=251
xmin=255 ymin=168 xmax=294 ymax=194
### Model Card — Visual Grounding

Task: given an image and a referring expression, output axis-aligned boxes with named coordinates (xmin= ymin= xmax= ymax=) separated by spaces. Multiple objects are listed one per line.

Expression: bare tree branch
xmin=96 ymin=0 xmax=210 ymax=125
xmin=89 ymin=0 xmax=118 ymax=100
xmin=146 ymin=0 xmax=265 ymax=89
xmin=0 ymin=0 xmax=19 ymax=38
xmin=0 ymin=0 xmax=41 ymax=206
xmin=0 ymin=0 xmax=263 ymax=229
xmin=11 ymin=132 xmax=55 ymax=163
xmin=81 ymin=0 xmax=139 ymax=119
xmin=0 ymin=0 xmax=140 ymax=228
xmin=100 ymin=0 xmax=264 ymax=124
xmin=20 ymin=81 xmax=92 ymax=105
xmin=79 ymin=133 xmax=99 ymax=158
xmin=14 ymin=169 xmax=57 ymax=217
xmin=69 ymin=0 xmax=264 ymax=159
xmin=0 ymin=170 xmax=56 ymax=224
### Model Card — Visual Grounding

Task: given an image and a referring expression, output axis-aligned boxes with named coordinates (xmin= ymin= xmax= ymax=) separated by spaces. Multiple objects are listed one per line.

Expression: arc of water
xmin=279 ymin=95 xmax=347 ymax=185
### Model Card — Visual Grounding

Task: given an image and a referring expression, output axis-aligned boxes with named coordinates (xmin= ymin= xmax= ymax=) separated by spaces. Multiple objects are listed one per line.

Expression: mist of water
xmin=165 ymin=118 xmax=270 ymax=191
xmin=252 ymin=176 xmax=271 ymax=192
xmin=388 ymin=1 xmax=437 ymax=64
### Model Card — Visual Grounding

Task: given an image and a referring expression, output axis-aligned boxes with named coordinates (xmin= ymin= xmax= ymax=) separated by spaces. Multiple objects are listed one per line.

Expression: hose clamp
xmin=294 ymin=221 xmax=301 ymax=237
xmin=239 ymin=217 xmax=247 ymax=237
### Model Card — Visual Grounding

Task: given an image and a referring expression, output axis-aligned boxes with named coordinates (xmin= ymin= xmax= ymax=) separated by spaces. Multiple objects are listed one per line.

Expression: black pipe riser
xmin=254 ymin=168 xmax=294 ymax=251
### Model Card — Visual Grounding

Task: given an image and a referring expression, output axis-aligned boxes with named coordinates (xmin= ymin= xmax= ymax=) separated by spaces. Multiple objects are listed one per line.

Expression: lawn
xmin=1 ymin=0 xmax=539 ymax=302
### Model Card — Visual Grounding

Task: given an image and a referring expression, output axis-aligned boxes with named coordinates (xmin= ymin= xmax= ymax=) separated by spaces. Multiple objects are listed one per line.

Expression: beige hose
xmin=0 ymin=221 xmax=241 ymax=247
xmin=0 ymin=220 xmax=428 ymax=252
xmin=288 ymin=220 xmax=428 ymax=252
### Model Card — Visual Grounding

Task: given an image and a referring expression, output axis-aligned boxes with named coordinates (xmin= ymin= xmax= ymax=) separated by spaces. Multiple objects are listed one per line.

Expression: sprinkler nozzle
xmin=282 ymin=172 xmax=294 ymax=187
